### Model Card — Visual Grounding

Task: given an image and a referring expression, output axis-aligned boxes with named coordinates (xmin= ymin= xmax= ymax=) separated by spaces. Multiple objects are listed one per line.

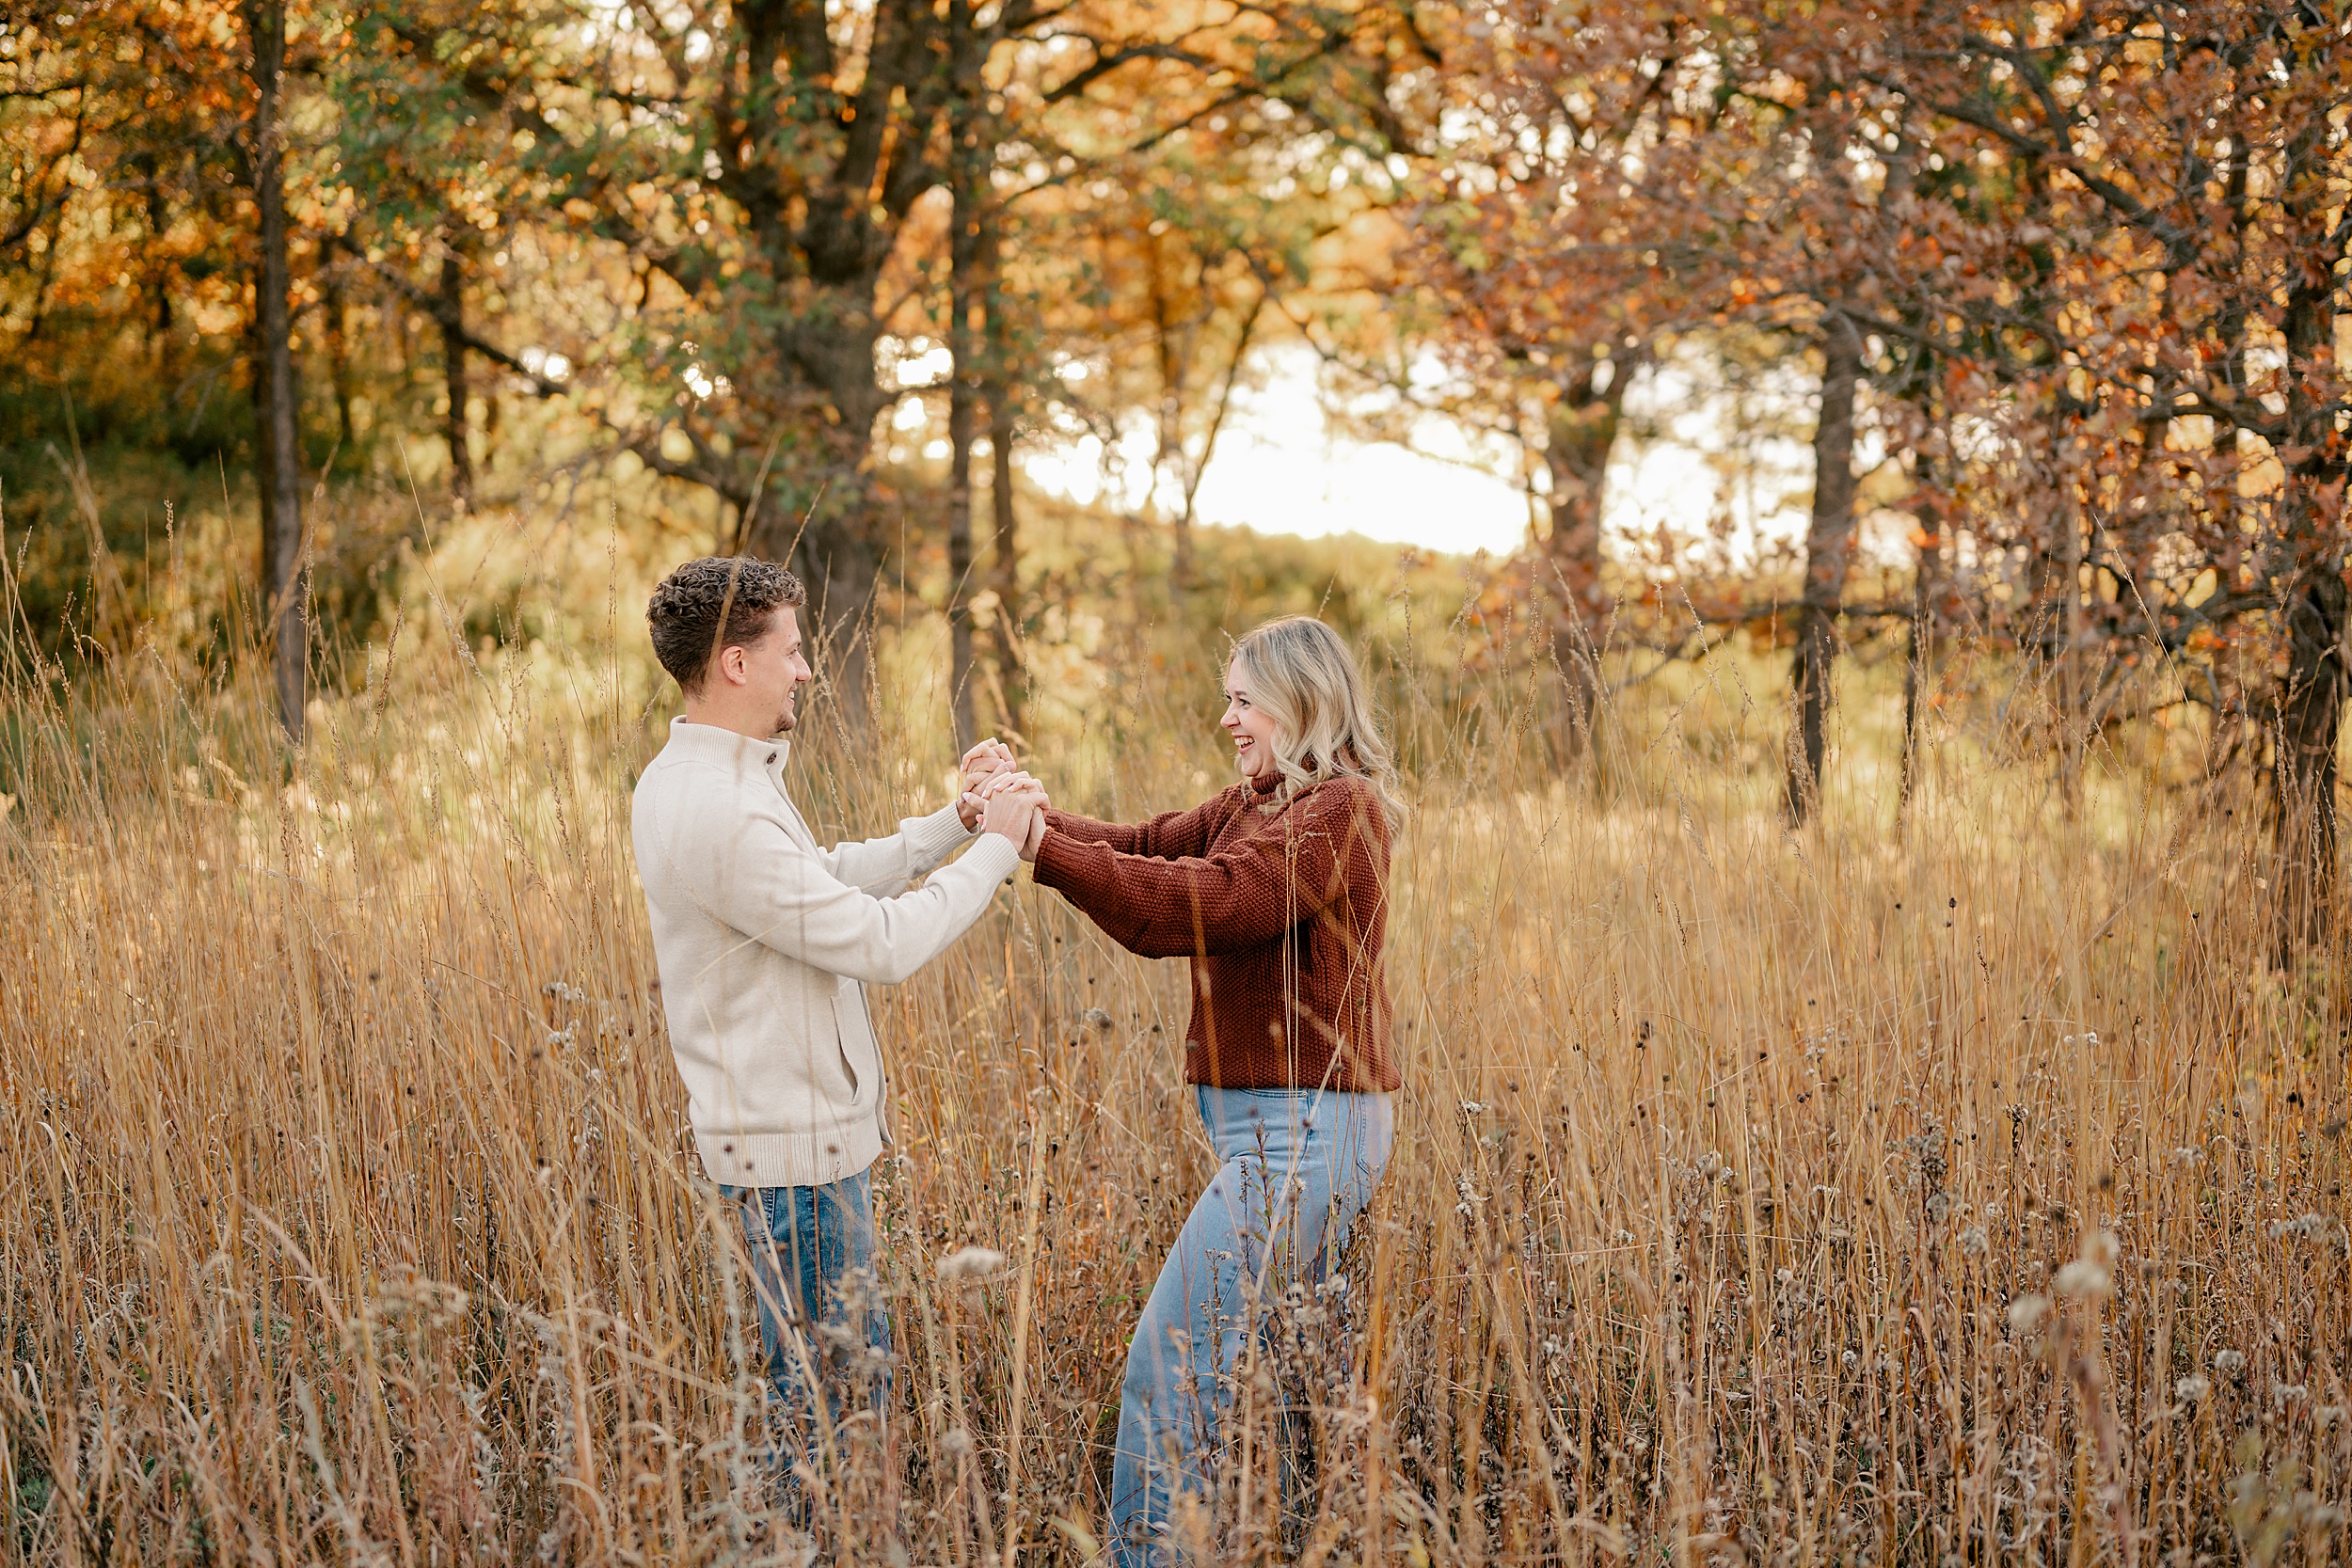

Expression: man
xmin=628 ymin=556 xmax=1041 ymax=1476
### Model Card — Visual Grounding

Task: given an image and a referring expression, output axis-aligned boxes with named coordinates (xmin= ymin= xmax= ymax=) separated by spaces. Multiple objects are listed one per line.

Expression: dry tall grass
xmin=4 ymin=546 xmax=2348 ymax=1567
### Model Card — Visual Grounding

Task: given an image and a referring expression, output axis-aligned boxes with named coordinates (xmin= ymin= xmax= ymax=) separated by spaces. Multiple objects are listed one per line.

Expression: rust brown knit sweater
xmin=1032 ymin=772 xmax=1399 ymax=1094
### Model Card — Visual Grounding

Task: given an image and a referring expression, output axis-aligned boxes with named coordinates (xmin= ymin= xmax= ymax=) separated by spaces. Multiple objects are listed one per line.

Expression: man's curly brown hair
xmin=646 ymin=557 xmax=806 ymax=693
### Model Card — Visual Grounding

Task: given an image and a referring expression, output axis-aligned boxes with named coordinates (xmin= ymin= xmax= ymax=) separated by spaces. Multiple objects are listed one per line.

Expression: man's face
xmin=733 ymin=606 xmax=814 ymax=735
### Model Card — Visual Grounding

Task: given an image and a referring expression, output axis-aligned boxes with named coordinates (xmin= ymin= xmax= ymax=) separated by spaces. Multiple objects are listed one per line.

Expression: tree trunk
xmin=941 ymin=0 xmax=980 ymax=753
xmin=987 ymin=376 xmax=1025 ymax=740
xmin=246 ymin=0 xmax=306 ymax=743
xmin=437 ymin=235 xmax=471 ymax=505
xmin=1173 ymin=284 xmax=1263 ymax=573
xmin=945 ymin=369 xmax=977 ymax=752
xmin=2277 ymin=567 xmax=2344 ymax=959
xmin=2271 ymin=126 xmax=2344 ymax=959
xmin=1786 ymin=309 xmax=1863 ymax=825
xmin=712 ymin=0 xmax=1029 ymax=725
xmin=787 ymin=514 xmax=879 ymax=725
xmin=738 ymin=461 xmax=884 ymax=722
xmin=1899 ymin=480 xmax=1944 ymax=827
xmin=1145 ymin=237 xmax=1194 ymax=590
xmin=2057 ymin=429 xmax=2087 ymax=816
xmin=1540 ymin=353 xmax=1629 ymax=768
xmin=321 ymin=269 xmax=356 ymax=458
xmin=137 ymin=153 xmax=174 ymax=356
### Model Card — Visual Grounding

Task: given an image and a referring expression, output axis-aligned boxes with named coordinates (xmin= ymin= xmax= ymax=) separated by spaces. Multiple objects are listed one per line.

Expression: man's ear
xmin=713 ymin=642 xmax=747 ymax=688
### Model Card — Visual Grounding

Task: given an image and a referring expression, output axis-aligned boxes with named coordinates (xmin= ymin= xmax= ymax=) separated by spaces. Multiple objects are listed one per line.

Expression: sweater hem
xmin=1181 ymin=1066 xmax=1405 ymax=1094
xmin=692 ymin=1120 xmax=886 ymax=1189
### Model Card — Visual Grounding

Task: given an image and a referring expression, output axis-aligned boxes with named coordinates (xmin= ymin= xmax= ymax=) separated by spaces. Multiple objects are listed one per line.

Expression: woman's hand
xmin=980 ymin=782 xmax=1047 ymax=846
xmin=956 ymin=738 xmax=1023 ymax=829
xmin=977 ymin=768 xmax=1045 ymax=801
xmin=1020 ymin=805 xmax=1049 ymax=863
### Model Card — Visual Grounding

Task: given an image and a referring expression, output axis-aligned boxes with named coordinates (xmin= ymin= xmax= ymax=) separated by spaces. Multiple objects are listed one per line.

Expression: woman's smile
xmin=1221 ymin=665 xmax=1281 ymax=778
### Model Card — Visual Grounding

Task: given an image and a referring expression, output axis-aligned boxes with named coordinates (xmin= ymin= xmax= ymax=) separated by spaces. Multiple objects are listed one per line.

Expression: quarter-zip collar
xmin=663 ymin=719 xmax=810 ymax=844
xmin=665 ymin=716 xmax=792 ymax=778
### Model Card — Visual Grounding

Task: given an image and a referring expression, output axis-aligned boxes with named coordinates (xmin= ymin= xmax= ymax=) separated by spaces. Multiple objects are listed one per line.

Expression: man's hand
xmin=956 ymin=738 xmax=1020 ymax=829
xmin=961 ymin=737 xmax=1017 ymax=789
xmin=980 ymin=782 xmax=1047 ymax=846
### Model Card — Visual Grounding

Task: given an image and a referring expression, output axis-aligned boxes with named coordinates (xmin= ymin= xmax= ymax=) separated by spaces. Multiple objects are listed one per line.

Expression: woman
xmin=1019 ymin=615 xmax=1402 ymax=1568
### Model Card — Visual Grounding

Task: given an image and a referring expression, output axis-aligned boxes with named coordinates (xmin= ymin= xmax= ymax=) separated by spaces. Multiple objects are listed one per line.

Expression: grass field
xmin=4 ymin=529 xmax=2348 ymax=1567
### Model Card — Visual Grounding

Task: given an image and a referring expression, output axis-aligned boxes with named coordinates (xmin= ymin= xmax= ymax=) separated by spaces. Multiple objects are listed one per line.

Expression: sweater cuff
xmin=902 ymin=801 xmax=979 ymax=873
xmin=1031 ymin=826 xmax=1096 ymax=896
xmin=955 ymin=829 xmax=1025 ymax=887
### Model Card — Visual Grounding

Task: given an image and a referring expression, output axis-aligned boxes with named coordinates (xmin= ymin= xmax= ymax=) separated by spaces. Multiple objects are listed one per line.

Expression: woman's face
xmin=1221 ymin=661 xmax=1282 ymax=780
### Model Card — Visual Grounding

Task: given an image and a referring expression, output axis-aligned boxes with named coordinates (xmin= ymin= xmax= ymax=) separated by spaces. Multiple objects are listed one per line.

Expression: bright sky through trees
xmin=1027 ymin=343 xmax=1826 ymax=563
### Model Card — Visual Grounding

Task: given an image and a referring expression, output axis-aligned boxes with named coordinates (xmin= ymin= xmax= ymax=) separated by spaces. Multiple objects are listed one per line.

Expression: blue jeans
xmin=1110 ymin=1086 xmax=1394 ymax=1568
xmin=722 ymin=1170 xmax=893 ymax=1468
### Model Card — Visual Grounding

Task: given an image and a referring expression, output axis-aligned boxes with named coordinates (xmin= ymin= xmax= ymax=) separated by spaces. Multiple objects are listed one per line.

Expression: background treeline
xmin=2 ymin=0 xmax=2348 ymax=923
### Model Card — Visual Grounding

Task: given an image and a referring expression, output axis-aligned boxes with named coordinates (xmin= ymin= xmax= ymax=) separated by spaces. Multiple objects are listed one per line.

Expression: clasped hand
xmin=956 ymin=738 xmax=1050 ymax=856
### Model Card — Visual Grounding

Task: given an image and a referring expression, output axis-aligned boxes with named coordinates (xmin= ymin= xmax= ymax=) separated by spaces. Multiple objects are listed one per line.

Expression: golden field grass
xmin=3 ymin=542 xmax=2350 ymax=1568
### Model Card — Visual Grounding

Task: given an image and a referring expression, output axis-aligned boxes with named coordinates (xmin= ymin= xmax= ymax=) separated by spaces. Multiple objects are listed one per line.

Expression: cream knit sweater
xmin=630 ymin=719 xmax=1021 ymax=1187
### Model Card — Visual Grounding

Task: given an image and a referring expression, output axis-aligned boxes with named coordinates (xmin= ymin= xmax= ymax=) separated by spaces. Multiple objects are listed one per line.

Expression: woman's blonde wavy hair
xmin=1229 ymin=616 xmax=1404 ymax=824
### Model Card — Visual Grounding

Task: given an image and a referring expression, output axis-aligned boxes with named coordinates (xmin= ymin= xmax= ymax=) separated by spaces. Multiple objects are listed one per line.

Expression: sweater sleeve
xmin=1042 ymin=793 xmax=1227 ymax=859
xmin=1033 ymin=783 xmax=1377 ymax=959
xmin=664 ymin=777 xmax=1021 ymax=985
xmin=817 ymin=802 xmax=977 ymax=895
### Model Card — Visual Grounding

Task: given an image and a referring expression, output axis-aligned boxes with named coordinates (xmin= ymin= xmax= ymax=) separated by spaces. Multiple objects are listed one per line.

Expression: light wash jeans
xmin=721 ymin=1170 xmax=892 ymax=1492
xmin=1110 ymin=1086 xmax=1394 ymax=1568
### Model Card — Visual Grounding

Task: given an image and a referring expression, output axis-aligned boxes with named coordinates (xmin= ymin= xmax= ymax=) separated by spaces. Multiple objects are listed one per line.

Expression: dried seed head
xmin=2055 ymin=1230 xmax=2118 ymax=1299
xmin=937 ymin=1246 xmax=1008 ymax=1281
xmin=2088 ymin=1229 xmax=2119 ymax=1264
xmin=2053 ymin=1259 xmax=2110 ymax=1299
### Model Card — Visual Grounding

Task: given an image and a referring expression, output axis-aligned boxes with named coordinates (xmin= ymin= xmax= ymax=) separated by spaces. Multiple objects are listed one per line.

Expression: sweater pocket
xmin=826 ymin=986 xmax=865 ymax=1101
xmin=761 ymin=967 xmax=859 ymax=1116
